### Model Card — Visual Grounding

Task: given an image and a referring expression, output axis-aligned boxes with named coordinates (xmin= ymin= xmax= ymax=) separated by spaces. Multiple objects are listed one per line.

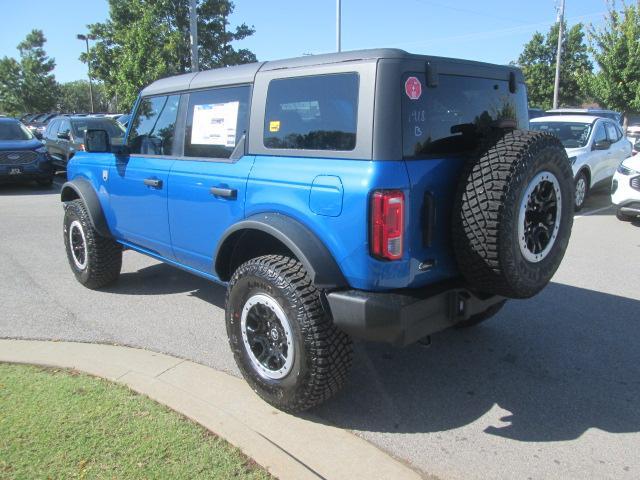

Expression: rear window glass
xmin=402 ymin=73 xmax=528 ymax=159
xmin=264 ymin=73 xmax=358 ymax=151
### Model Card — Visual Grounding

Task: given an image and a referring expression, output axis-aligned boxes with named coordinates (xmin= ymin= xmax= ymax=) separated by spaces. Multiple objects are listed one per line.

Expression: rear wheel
xmin=453 ymin=130 xmax=574 ymax=299
xmin=226 ymin=255 xmax=353 ymax=412
xmin=574 ymin=171 xmax=589 ymax=211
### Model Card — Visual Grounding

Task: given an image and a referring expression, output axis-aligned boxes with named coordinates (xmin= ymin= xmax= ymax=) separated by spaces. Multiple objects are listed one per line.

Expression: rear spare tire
xmin=452 ymin=130 xmax=573 ymax=299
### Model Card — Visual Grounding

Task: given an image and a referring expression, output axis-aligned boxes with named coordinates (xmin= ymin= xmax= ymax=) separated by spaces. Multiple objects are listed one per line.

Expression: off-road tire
xmin=574 ymin=171 xmax=589 ymax=211
xmin=63 ymin=199 xmax=122 ymax=289
xmin=226 ymin=255 xmax=353 ymax=412
xmin=455 ymin=300 xmax=507 ymax=328
xmin=452 ymin=130 xmax=574 ymax=299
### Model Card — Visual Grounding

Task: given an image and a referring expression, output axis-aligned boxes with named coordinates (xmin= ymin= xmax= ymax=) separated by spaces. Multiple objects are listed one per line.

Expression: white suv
xmin=531 ymin=115 xmax=632 ymax=210
xmin=612 ymin=148 xmax=640 ymax=221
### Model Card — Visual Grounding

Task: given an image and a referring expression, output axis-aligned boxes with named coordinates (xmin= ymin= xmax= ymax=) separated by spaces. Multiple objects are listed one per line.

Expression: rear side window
xmin=128 ymin=95 xmax=180 ymax=155
xmin=402 ymin=73 xmax=529 ymax=159
xmin=45 ymin=120 xmax=60 ymax=139
xmin=264 ymin=73 xmax=359 ymax=151
xmin=184 ymin=85 xmax=250 ymax=159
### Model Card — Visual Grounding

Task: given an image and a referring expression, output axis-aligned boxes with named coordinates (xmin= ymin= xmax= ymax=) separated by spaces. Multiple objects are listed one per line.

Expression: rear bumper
xmin=326 ymin=282 xmax=504 ymax=346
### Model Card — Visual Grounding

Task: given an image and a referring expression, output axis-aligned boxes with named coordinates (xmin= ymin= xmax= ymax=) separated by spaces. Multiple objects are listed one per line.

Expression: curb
xmin=0 ymin=339 xmax=423 ymax=480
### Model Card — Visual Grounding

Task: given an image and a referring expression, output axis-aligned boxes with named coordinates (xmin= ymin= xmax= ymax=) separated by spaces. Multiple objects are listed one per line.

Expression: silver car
xmin=530 ymin=115 xmax=632 ymax=210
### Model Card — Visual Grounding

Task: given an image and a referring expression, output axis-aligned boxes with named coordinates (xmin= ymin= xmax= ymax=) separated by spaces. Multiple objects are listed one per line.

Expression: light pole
xmin=336 ymin=0 xmax=341 ymax=52
xmin=189 ymin=0 xmax=199 ymax=72
xmin=77 ymin=33 xmax=96 ymax=113
xmin=552 ymin=0 xmax=565 ymax=109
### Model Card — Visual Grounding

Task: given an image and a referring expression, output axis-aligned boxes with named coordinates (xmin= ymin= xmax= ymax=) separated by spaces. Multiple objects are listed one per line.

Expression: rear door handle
xmin=143 ymin=178 xmax=163 ymax=188
xmin=210 ymin=186 xmax=237 ymax=199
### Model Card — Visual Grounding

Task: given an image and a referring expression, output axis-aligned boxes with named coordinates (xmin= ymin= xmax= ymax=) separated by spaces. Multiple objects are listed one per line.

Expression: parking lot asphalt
xmin=1 ymin=178 xmax=639 ymax=480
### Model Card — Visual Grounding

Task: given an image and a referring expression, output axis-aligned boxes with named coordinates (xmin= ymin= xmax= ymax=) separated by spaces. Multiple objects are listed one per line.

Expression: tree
xmin=515 ymin=22 xmax=593 ymax=110
xmin=586 ymin=1 xmax=640 ymax=128
xmin=85 ymin=0 xmax=257 ymax=111
xmin=57 ymin=80 xmax=110 ymax=113
xmin=0 ymin=29 xmax=57 ymax=116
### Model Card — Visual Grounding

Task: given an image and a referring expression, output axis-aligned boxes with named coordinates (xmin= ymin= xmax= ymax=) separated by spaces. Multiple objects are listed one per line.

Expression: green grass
xmin=0 ymin=363 xmax=272 ymax=479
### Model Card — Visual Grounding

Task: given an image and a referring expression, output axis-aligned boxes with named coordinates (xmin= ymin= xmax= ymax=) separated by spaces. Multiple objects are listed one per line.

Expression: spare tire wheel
xmin=452 ymin=130 xmax=574 ymax=299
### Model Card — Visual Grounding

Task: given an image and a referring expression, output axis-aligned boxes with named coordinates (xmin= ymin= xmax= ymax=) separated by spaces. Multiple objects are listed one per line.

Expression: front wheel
xmin=63 ymin=199 xmax=122 ymax=289
xmin=226 ymin=255 xmax=353 ymax=412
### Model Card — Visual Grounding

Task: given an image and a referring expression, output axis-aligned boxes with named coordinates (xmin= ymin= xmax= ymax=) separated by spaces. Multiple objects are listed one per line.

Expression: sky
xmin=0 ymin=0 xmax=611 ymax=84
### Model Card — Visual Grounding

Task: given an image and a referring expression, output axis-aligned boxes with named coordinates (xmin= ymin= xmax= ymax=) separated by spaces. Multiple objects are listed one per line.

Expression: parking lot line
xmin=574 ymin=205 xmax=614 ymax=218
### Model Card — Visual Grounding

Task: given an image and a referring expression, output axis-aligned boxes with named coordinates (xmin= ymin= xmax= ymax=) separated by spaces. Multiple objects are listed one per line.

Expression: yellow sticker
xmin=269 ymin=120 xmax=281 ymax=132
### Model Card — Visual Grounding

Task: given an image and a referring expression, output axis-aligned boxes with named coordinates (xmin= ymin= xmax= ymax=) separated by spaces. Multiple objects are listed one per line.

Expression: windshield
xmin=72 ymin=118 xmax=126 ymax=140
xmin=530 ymin=121 xmax=592 ymax=148
xmin=0 ymin=121 xmax=35 ymax=141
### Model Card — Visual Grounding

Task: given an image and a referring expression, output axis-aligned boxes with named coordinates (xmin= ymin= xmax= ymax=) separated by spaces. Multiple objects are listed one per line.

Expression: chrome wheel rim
xmin=518 ymin=171 xmax=562 ymax=263
xmin=69 ymin=220 xmax=88 ymax=270
xmin=575 ymin=177 xmax=586 ymax=207
xmin=241 ymin=294 xmax=294 ymax=380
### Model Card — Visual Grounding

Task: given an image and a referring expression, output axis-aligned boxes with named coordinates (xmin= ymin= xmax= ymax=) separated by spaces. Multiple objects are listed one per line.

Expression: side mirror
xmin=57 ymin=131 xmax=70 ymax=140
xmin=634 ymin=139 xmax=640 ymax=150
xmin=593 ymin=139 xmax=611 ymax=150
xmin=34 ymin=131 xmax=43 ymax=140
xmin=85 ymin=129 xmax=110 ymax=153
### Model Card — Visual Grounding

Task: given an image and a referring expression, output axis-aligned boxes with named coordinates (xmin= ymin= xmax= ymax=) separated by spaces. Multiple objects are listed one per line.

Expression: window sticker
xmin=191 ymin=101 xmax=239 ymax=147
xmin=269 ymin=120 xmax=280 ymax=132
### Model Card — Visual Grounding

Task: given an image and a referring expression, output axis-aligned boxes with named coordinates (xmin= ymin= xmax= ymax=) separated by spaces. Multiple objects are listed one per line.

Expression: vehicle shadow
xmin=100 ymin=262 xmax=640 ymax=443
xmin=102 ymin=262 xmax=226 ymax=308
xmin=311 ymin=282 xmax=640 ymax=442
xmin=0 ymin=183 xmax=59 ymax=196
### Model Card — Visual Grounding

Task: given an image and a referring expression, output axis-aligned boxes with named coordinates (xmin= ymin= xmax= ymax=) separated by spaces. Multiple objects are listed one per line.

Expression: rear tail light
xmin=370 ymin=190 xmax=404 ymax=260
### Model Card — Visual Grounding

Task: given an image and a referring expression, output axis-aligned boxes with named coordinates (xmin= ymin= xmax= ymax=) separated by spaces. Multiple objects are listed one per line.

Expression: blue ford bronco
xmin=61 ymin=49 xmax=573 ymax=412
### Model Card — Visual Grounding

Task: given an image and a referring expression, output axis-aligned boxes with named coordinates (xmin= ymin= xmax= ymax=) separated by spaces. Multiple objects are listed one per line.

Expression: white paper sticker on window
xmin=191 ymin=101 xmax=239 ymax=147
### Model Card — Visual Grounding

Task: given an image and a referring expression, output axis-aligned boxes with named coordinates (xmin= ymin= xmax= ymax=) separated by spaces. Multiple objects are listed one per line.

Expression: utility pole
xmin=77 ymin=34 xmax=95 ymax=113
xmin=336 ymin=0 xmax=341 ymax=52
xmin=553 ymin=0 xmax=565 ymax=109
xmin=189 ymin=0 xmax=199 ymax=72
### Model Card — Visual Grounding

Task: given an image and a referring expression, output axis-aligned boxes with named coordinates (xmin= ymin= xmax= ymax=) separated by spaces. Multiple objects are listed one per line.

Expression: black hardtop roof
xmin=141 ymin=48 xmax=522 ymax=97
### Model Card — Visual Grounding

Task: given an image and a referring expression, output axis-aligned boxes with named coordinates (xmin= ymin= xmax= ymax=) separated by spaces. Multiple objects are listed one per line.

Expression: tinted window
xmin=593 ymin=123 xmax=607 ymax=144
xmin=0 ymin=121 xmax=33 ymax=140
xmin=264 ymin=73 xmax=358 ymax=151
xmin=45 ymin=119 xmax=60 ymax=139
xmin=72 ymin=118 xmax=125 ymax=140
xmin=605 ymin=122 xmax=619 ymax=143
xmin=58 ymin=119 xmax=71 ymax=136
xmin=402 ymin=74 xmax=528 ymax=159
xmin=128 ymin=95 xmax=180 ymax=155
xmin=530 ymin=122 xmax=592 ymax=148
xmin=184 ymin=86 xmax=250 ymax=159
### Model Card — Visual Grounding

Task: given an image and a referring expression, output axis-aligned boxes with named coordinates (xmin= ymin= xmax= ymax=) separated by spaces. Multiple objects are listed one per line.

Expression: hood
xmin=0 ymin=138 xmax=43 ymax=151
xmin=621 ymin=155 xmax=640 ymax=172
xmin=565 ymin=146 xmax=589 ymax=157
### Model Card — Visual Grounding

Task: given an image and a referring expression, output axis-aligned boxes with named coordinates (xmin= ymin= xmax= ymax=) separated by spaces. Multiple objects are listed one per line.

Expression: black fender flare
xmin=60 ymin=178 xmax=112 ymax=238
xmin=215 ymin=213 xmax=348 ymax=290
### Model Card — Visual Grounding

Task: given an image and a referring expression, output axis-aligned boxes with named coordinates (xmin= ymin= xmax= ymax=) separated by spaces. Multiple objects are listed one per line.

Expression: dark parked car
xmin=0 ymin=117 xmax=54 ymax=186
xmin=44 ymin=116 xmax=125 ymax=168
